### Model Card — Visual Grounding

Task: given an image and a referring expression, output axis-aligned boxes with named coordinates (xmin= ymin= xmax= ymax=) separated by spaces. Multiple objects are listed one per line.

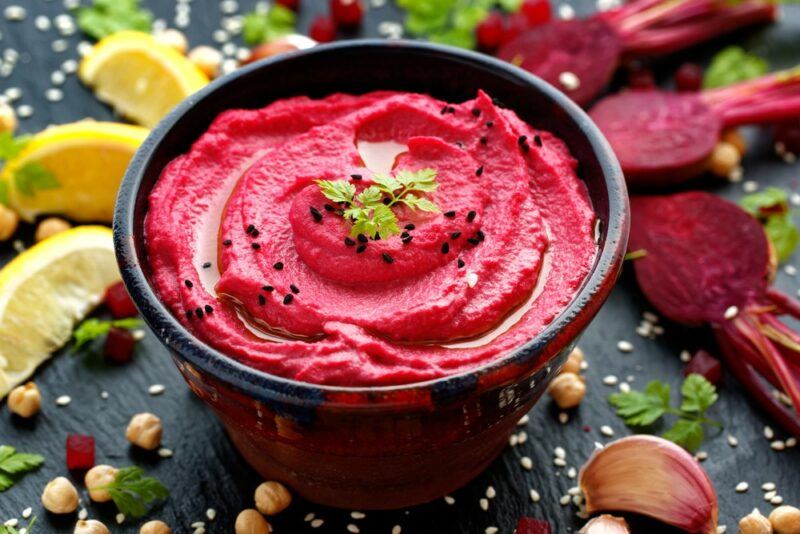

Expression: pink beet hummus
xmin=145 ymin=91 xmax=596 ymax=387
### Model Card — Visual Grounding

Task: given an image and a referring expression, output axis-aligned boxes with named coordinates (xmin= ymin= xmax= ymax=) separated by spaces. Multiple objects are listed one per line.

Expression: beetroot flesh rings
xmin=497 ymin=0 xmax=776 ymax=106
xmin=630 ymin=192 xmax=800 ymax=436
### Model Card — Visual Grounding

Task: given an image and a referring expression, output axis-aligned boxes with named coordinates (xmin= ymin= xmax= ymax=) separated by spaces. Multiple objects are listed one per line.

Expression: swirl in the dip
xmin=145 ymin=91 xmax=596 ymax=386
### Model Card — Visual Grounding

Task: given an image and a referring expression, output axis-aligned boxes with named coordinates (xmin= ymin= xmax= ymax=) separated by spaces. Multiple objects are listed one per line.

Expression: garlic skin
xmin=739 ymin=509 xmax=773 ymax=534
xmin=579 ymin=435 xmax=718 ymax=534
xmin=580 ymin=514 xmax=630 ymax=533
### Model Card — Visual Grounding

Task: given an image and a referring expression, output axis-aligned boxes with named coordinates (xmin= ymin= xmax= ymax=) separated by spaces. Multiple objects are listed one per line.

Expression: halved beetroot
xmin=630 ymin=192 xmax=800 ymax=436
xmin=104 ymin=281 xmax=138 ymax=319
xmin=684 ymin=350 xmax=723 ymax=385
xmin=591 ymin=69 xmax=800 ymax=187
xmin=497 ymin=0 xmax=776 ymax=106
xmin=66 ymin=434 xmax=95 ymax=471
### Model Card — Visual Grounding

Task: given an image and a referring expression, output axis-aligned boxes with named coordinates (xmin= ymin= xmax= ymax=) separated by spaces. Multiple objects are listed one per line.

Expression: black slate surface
xmin=1 ymin=1 xmax=799 ymax=533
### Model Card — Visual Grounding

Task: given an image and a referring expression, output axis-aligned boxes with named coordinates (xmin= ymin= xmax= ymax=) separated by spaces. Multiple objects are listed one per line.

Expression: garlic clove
xmin=739 ymin=508 xmax=772 ymax=534
xmin=579 ymin=515 xmax=630 ymax=533
xmin=578 ymin=435 xmax=718 ymax=534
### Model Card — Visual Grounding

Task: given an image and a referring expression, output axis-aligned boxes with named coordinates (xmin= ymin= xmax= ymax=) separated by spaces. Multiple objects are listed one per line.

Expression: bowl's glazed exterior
xmin=114 ymin=40 xmax=629 ymax=510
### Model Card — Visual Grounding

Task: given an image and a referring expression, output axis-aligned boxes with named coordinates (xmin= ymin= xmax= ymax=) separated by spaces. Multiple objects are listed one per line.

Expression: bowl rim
xmin=114 ymin=39 xmax=629 ymax=400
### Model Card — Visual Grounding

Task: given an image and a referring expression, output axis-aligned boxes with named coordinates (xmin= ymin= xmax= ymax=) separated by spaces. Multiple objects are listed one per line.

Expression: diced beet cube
xmin=476 ymin=11 xmax=505 ymax=51
xmin=683 ymin=349 xmax=723 ymax=385
xmin=104 ymin=281 xmax=138 ymax=318
xmin=104 ymin=327 xmax=137 ymax=363
xmin=516 ymin=517 xmax=552 ymax=534
xmin=330 ymin=0 xmax=363 ymax=27
xmin=66 ymin=434 xmax=95 ymax=471
xmin=520 ymin=0 xmax=551 ymax=27
xmin=309 ymin=15 xmax=337 ymax=43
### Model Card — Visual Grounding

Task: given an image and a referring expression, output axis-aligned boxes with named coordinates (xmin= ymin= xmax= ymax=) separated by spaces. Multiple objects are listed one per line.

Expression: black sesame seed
xmin=444 ymin=210 xmax=456 ymax=218
xmin=246 ymin=224 xmax=255 ymax=235
xmin=290 ymin=284 xmax=300 ymax=294
xmin=486 ymin=121 xmax=494 ymax=128
xmin=324 ymin=203 xmax=335 ymax=212
xmin=467 ymin=237 xmax=480 ymax=245
xmin=184 ymin=279 xmax=193 ymax=288
xmin=252 ymin=243 xmax=261 ymax=250
xmin=458 ymin=258 xmax=466 ymax=268
xmin=441 ymin=242 xmax=450 ymax=254
xmin=382 ymin=197 xmax=391 ymax=205
xmin=273 ymin=262 xmax=284 ymax=270
xmin=357 ymin=234 xmax=368 ymax=243
xmin=186 ymin=310 xmax=193 ymax=319
xmin=374 ymin=232 xmax=381 ymax=241
xmin=251 ymin=229 xmax=260 ymax=238
xmin=402 ymin=236 xmax=413 ymax=245
xmin=258 ymin=295 xmax=266 ymax=305
xmin=351 ymin=174 xmax=362 ymax=181
xmin=467 ymin=210 xmax=477 ymax=222
xmin=223 ymin=239 xmax=232 ymax=246
xmin=476 ymin=230 xmax=485 ymax=241
xmin=451 ymin=231 xmax=461 ymax=240
xmin=447 ymin=106 xmax=456 ymax=114
xmin=400 ymin=231 xmax=410 ymax=239
xmin=283 ymin=294 xmax=294 ymax=305
xmin=521 ymin=143 xmax=530 ymax=154
xmin=202 ymin=262 xmax=212 ymax=269
xmin=382 ymin=252 xmax=394 ymax=264
xmin=310 ymin=206 xmax=323 ymax=222
xmin=471 ymin=108 xmax=481 ymax=117
xmin=440 ymin=105 xmax=448 ymax=114
xmin=492 ymin=97 xmax=505 ymax=108
xmin=480 ymin=136 xmax=488 ymax=145
xmin=344 ymin=237 xmax=356 ymax=246
xmin=205 ymin=305 xmax=213 ymax=314
xmin=518 ymin=135 xmax=527 ymax=146
xmin=356 ymin=244 xmax=367 ymax=253
xmin=195 ymin=307 xmax=204 ymax=318
xmin=262 ymin=285 xmax=274 ymax=292
xmin=534 ymin=134 xmax=543 ymax=147
xmin=405 ymin=223 xmax=415 ymax=231
xmin=476 ymin=166 xmax=484 ymax=177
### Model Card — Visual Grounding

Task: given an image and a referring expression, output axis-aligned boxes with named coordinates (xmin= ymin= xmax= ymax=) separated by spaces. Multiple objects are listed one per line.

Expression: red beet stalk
xmin=702 ymin=68 xmax=800 ymax=127
xmin=630 ymin=192 xmax=800 ymax=437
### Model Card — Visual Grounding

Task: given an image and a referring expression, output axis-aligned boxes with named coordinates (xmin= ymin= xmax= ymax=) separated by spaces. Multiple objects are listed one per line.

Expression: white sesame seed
xmin=220 ymin=0 xmax=239 ymax=13
xmin=529 ymin=489 xmax=541 ymax=502
xmin=444 ymin=495 xmax=455 ymax=505
xmin=792 ymin=192 xmax=800 ymax=207
xmin=770 ymin=440 xmax=785 ymax=451
xmin=212 ymin=29 xmax=229 ymax=43
xmin=148 ymin=384 xmax=166 ymax=395
xmin=619 ymin=382 xmax=630 ymax=393
xmin=35 ymin=15 xmax=51 ymax=31
xmin=4 ymin=6 xmax=26 ymax=21
xmin=479 ymin=498 xmax=489 ymax=511
xmin=579 ymin=360 xmax=589 ymax=371
xmin=517 ymin=414 xmax=530 ymax=426
xmin=602 ymin=375 xmax=619 ymax=386
xmin=100 ymin=391 xmax=109 ymax=399
xmin=64 ymin=0 xmax=80 ymax=9
xmin=554 ymin=446 xmax=566 ymax=459
xmin=784 ymin=265 xmax=797 ymax=276
xmin=568 ymin=486 xmax=581 ymax=496
xmin=310 ymin=519 xmax=324 ymax=528
xmin=616 ymin=340 xmax=633 ymax=353
xmin=736 ymin=482 xmax=749 ymax=493
xmin=21 ymin=508 xmax=31 ymax=519
xmin=554 ymin=457 xmax=567 ymax=467
xmin=724 ymin=306 xmax=739 ymax=320
xmin=485 ymin=486 xmax=496 ymax=499
xmin=206 ymin=509 xmax=216 ymax=521
xmin=4 ymin=520 xmax=18 ymax=528
xmin=304 ymin=513 xmax=315 ymax=522
xmin=158 ymin=448 xmax=173 ymax=458
xmin=350 ymin=511 xmax=365 ymax=520
xmin=765 ymin=490 xmax=777 ymax=500
xmin=567 ymin=467 xmax=577 ymax=479
xmin=717 ymin=527 xmax=727 ymax=534
xmin=78 ymin=508 xmax=88 ymax=520
xmin=486 ymin=528 xmax=499 ymax=534
xmin=222 ymin=42 xmax=237 ymax=56
xmin=558 ymin=4 xmax=576 ymax=19
xmin=62 ymin=59 xmax=78 ymax=73
xmin=695 ymin=451 xmax=708 ymax=461
xmin=509 ymin=434 xmax=519 ymax=447
xmin=193 ymin=528 xmax=205 ymax=534
xmin=771 ymin=496 xmax=784 ymax=505
xmin=56 ymin=395 xmax=71 ymax=406
xmin=559 ymin=494 xmax=571 ymax=505
xmin=742 ymin=180 xmax=758 ymax=193
xmin=191 ymin=522 xmax=205 ymax=529
xmin=116 ymin=513 xmax=125 ymax=524
xmin=77 ymin=41 xmax=93 ymax=57
xmin=467 ymin=272 xmax=479 ymax=287
xmin=727 ymin=435 xmax=738 ymax=447
xmin=600 ymin=425 xmax=614 ymax=437
xmin=764 ymin=426 xmax=775 ymax=440
xmin=558 ymin=412 xmax=569 ymax=424
xmin=347 ymin=524 xmax=360 ymax=533
xmin=520 ymin=456 xmax=533 ymax=470
xmin=51 ymin=71 xmax=66 ymax=85
xmin=728 ymin=166 xmax=743 ymax=183
xmin=45 ymin=88 xmax=63 ymax=102
xmin=786 ymin=437 xmax=797 ymax=447
xmin=16 ymin=105 xmax=32 ymax=118
xmin=558 ymin=71 xmax=580 ymax=91
xmin=377 ymin=21 xmax=404 ymax=39
xmin=761 ymin=483 xmax=776 ymax=491
xmin=517 ymin=430 xmax=527 ymax=444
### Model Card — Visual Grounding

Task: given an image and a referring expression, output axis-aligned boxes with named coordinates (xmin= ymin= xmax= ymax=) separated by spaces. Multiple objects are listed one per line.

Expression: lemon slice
xmin=0 ymin=121 xmax=148 ymax=223
xmin=0 ymin=226 xmax=120 ymax=398
xmin=79 ymin=31 xmax=209 ymax=128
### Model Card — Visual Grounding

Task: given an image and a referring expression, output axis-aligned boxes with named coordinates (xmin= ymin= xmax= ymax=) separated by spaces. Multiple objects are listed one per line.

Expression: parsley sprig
xmin=609 ymin=374 xmax=721 ymax=451
xmin=72 ymin=318 xmax=142 ymax=350
xmin=0 ymin=445 xmax=44 ymax=492
xmin=93 ymin=466 xmax=168 ymax=518
xmin=317 ymin=169 xmax=440 ymax=239
xmin=0 ymin=132 xmax=60 ymax=206
xmin=242 ymin=4 xmax=296 ymax=46
xmin=703 ymin=46 xmax=768 ymax=89
xmin=740 ymin=187 xmax=799 ymax=262
xmin=75 ymin=0 xmax=153 ymax=41
xmin=0 ymin=517 xmax=35 ymax=534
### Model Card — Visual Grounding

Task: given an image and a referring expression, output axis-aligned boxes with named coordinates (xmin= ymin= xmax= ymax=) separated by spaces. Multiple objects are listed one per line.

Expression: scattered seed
xmin=441 ymin=242 xmax=450 ymax=254
xmin=764 ymin=426 xmax=775 ymax=440
xmin=479 ymin=498 xmax=489 ymax=511
xmin=351 ymin=511 xmax=366 ymax=520
xmin=616 ymin=340 xmax=633 ymax=353
xmin=310 ymin=206 xmax=323 ymax=222
xmin=251 ymin=243 xmax=261 ymax=250
xmin=344 ymin=237 xmax=356 ymax=246
xmin=602 ymin=375 xmax=619 ymax=386
xmin=727 ymin=435 xmax=738 ymax=447
xmin=554 ymin=457 xmax=567 ymax=467
xmin=383 ymin=252 xmax=394 ymax=264
xmin=695 ymin=451 xmax=708 ymax=461
xmin=444 ymin=496 xmax=455 ymax=505
xmin=258 ymin=295 xmax=266 ymax=305
xmin=444 ymin=210 xmax=456 ymax=218
xmin=559 ymin=71 xmax=580 ymax=91
xmin=148 ymin=384 xmax=166 ymax=395
xmin=283 ymin=294 xmax=294 ymax=305
xmin=736 ymin=482 xmax=749 ymax=493
xmin=356 ymin=245 xmax=367 ymax=253
xmin=457 ymin=258 xmax=466 ymax=269
xmin=770 ymin=440 xmax=785 ymax=451
xmin=472 ymin=108 xmax=481 ymax=117
xmin=600 ymin=425 xmax=614 ymax=437
xmin=520 ymin=456 xmax=533 ymax=470
xmin=273 ymin=262 xmax=284 ymax=270
xmin=158 ymin=448 xmax=173 ymax=458
xmin=529 ymin=489 xmax=540 ymax=503
xmin=724 ymin=306 xmax=739 ymax=320
xmin=311 ymin=519 xmax=324 ymax=528
xmin=56 ymin=395 xmax=71 ymax=406
xmin=761 ymin=482 xmax=776 ymax=491
xmin=476 ymin=166 xmax=484 ymax=176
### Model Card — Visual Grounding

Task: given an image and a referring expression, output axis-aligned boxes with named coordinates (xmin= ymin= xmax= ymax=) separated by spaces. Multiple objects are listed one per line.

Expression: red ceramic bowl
xmin=114 ymin=40 xmax=629 ymax=510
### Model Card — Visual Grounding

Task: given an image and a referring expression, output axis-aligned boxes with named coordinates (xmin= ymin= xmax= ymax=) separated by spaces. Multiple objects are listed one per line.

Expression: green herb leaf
xmin=98 ymin=466 xmax=169 ymax=518
xmin=0 ymin=181 xmax=9 ymax=206
xmin=0 ymin=132 xmax=30 ymax=160
xmin=624 ymin=249 xmax=647 ymax=261
xmin=242 ymin=5 xmax=296 ymax=46
xmin=680 ymin=374 xmax=719 ymax=414
xmin=0 ymin=445 xmax=44 ymax=492
xmin=703 ymin=46 xmax=769 ymax=89
xmin=73 ymin=318 xmax=142 ymax=350
xmin=317 ymin=180 xmax=356 ymax=204
xmin=75 ymin=0 xmax=153 ymax=41
xmin=397 ymin=0 xmax=495 ymax=50
xmin=498 ymin=0 xmax=525 ymax=11
xmin=663 ymin=418 xmax=705 ymax=452
xmin=13 ymin=163 xmax=60 ymax=197
xmin=0 ymin=516 xmax=35 ymax=534
xmin=741 ymin=187 xmax=799 ymax=261
xmin=609 ymin=380 xmax=670 ymax=427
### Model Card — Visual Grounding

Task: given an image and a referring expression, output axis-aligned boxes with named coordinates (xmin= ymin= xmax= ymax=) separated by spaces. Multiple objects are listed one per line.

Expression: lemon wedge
xmin=0 ymin=226 xmax=120 ymax=398
xmin=79 ymin=31 xmax=209 ymax=128
xmin=0 ymin=121 xmax=148 ymax=223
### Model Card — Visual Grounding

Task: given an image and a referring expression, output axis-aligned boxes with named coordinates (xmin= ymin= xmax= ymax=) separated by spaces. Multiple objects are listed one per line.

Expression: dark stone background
xmin=0 ymin=0 xmax=798 ymax=532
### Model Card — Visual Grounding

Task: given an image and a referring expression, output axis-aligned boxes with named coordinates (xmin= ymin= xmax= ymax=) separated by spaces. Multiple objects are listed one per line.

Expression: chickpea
xmin=35 ymin=217 xmax=71 ymax=242
xmin=235 ymin=509 xmax=271 ymax=534
xmin=0 ymin=204 xmax=19 ymax=242
xmin=547 ymin=372 xmax=586 ymax=409
xmin=85 ymin=464 xmax=118 ymax=503
xmin=125 ymin=412 xmax=163 ymax=450
xmin=560 ymin=347 xmax=584 ymax=375
xmin=708 ymin=141 xmax=741 ymax=178
xmin=74 ymin=519 xmax=110 ymax=534
xmin=154 ymin=29 xmax=188 ymax=55
xmin=188 ymin=46 xmax=222 ymax=79
xmin=740 ymin=509 xmax=773 ymax=534
xmin=140 ymin=520 xmax=171 ymax=534
xmin=254 ymin=480 xmax=292 ymax=515
xmin=41 ymin=476 xmax=79 ymax=514
xmin=721 ymin=128 xmax=747 ymax=155
xmin=0 ymin=101 xmax=17 ymax=134
xmin=7 ymin=381 xmax=41 ymax=418
xmin=770 ymin=505 xmax=800 ymax=534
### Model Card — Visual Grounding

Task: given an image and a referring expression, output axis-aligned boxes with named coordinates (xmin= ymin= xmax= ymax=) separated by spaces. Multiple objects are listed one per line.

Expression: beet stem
xmin=767 ymin=288 xmax=800 ymax=320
